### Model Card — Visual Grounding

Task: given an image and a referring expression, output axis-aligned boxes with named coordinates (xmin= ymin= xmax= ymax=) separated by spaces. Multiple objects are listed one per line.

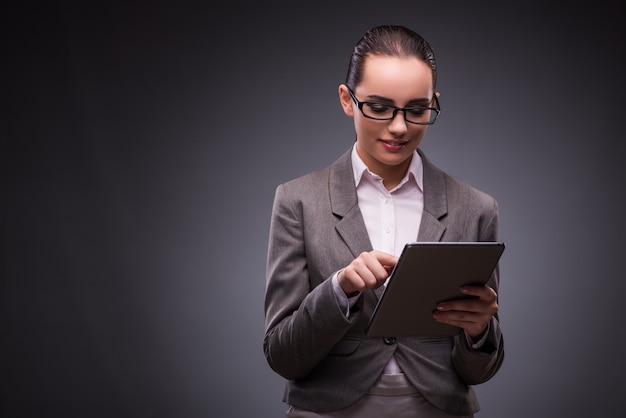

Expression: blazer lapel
xmin=417 ymin=149 xmax=447 ymax=242
xmin=329 ymin=149 xmax=373 ymax=258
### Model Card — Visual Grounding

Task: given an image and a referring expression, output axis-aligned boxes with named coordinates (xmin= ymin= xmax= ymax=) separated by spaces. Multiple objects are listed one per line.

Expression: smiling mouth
xmin=381 ymin=140 xmax=407 ymax=146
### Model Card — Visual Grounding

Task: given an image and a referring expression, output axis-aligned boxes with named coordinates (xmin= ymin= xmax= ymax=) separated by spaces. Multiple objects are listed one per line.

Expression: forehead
xmin=358 ymin=54 xmax=434 ymax=98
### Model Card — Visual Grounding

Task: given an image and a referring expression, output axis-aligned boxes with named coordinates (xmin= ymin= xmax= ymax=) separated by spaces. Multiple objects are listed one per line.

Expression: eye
xmin=406 ymin=107 xmax=428 ymax=117
xmin=365 ymin=102 xmax=393 ymax=115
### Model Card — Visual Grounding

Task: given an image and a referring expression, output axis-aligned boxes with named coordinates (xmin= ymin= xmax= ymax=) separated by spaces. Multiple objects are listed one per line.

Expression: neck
xmin=370 ymin=158 xmax=411 ymax=191
xmin=381 ymin=165 xmax=408 ymax=190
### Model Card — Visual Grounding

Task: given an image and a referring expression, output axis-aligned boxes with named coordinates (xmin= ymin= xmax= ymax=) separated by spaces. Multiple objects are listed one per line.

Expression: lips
xmin=380 ymin=139 xmax=408 ymax=151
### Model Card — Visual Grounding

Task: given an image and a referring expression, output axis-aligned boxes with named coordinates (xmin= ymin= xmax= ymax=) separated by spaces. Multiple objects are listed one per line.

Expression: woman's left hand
xmin=432 ymin=285 xmax=498 ymax=341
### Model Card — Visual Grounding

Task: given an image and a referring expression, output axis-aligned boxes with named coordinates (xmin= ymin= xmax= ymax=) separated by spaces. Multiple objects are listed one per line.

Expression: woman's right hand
xmin=337 ymin=250 xmax=398 ymax=296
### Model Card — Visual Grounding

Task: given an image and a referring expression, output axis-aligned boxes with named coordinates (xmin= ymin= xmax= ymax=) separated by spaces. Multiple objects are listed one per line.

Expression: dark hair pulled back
xmin=345 ymin=25 xmax=437 ymax=90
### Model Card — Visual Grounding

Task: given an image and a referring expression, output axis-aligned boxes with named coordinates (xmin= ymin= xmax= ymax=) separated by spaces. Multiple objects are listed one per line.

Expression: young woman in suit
xmin=264 ymin=25 xmax=504 ymax=418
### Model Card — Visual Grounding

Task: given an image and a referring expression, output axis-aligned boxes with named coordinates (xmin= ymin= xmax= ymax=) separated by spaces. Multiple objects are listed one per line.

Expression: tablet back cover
xmin=365 ymin=242 xmax=505 ymax=337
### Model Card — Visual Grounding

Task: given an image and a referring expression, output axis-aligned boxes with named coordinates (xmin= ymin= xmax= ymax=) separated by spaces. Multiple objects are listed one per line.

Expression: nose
xmin=388 ymin=110 xmax=408 ymax=135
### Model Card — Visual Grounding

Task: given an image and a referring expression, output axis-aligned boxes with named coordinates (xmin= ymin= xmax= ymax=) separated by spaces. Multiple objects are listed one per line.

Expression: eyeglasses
xmin=347 ymin=87 xmax=440 ymax=125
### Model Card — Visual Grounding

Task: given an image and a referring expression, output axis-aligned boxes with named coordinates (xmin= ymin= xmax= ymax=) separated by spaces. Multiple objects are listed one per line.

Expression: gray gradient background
xmin=4 ymin=1 xmax=625 ymax=417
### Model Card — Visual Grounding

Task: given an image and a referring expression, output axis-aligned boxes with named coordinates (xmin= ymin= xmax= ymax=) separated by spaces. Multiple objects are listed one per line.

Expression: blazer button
xmin=383 ymin=336 xmax=397 ymax=345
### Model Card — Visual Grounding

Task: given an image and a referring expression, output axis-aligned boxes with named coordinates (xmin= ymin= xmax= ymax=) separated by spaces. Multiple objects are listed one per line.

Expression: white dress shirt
xmin=352 ymin=146 xmax=424 ymax=266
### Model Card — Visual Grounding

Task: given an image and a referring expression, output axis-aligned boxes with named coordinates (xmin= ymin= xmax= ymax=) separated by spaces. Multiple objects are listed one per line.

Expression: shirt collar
xmin=351 ymin=143 xmax=423 ymax=192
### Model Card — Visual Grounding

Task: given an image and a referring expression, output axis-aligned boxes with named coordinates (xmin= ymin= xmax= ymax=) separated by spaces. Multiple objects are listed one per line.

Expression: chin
xmin=379 ymin=153 xmax=413 ymax=167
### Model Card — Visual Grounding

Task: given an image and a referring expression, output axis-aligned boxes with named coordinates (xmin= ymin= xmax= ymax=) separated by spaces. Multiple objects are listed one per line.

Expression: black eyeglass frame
xmin=347 ymin=87 xmax=441 ymax=125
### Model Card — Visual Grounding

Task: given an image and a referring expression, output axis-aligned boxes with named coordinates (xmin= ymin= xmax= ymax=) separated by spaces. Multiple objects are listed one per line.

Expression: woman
xmin=264 ymin=25 xmax=504 ymax=418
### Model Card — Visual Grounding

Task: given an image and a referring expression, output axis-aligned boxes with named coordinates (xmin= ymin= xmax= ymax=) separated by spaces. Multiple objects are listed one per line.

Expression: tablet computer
xmin=365 ymin=241 xmax=505 ymax=337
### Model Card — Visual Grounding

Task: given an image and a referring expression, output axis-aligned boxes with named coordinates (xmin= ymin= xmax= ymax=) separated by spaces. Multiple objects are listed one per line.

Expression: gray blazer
xmin=264 ymin=147 xmax=504 ymax=415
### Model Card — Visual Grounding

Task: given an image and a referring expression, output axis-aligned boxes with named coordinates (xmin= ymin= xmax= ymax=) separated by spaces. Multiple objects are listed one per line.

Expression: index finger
xmin=461 ymin=285 xmax=496 ymax=300
xmin=371 ymin=250 xmax=398 ymax=268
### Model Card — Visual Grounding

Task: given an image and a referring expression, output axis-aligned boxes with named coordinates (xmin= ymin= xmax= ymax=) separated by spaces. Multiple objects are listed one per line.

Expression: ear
xmin=338 ymin=84 xmax=355 ymax=117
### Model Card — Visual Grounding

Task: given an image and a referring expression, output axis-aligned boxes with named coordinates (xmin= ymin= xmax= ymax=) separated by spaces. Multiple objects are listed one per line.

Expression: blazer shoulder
xmin=277 ymin=165 xmax=332 ymax=201
xmin=446 ymin=172 xmax=498 ymax=208
xmin=275 ymin=149 xmax=351 ymax=200
xmin=420 ymin=149 xmax=498 ymax=218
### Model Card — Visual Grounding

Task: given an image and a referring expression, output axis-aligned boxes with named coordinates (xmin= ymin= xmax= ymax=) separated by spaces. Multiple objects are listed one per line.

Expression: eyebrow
xmin=365 ymin=94 xmax=432 ymax=106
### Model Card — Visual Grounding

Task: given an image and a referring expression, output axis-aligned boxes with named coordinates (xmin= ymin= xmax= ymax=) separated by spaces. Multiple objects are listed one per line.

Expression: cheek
xmin=415 ymin=126 xmax=428 ymax=137
xmin=352 ymin=118 xmax=366 ymax=140
xmin=409 ymin=124 xmax=429 ymax=141
xmin=354 ymin=117 xmax=379 ymax=138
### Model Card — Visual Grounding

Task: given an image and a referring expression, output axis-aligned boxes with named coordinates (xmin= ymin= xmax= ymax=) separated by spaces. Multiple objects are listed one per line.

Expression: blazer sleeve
xmin=263 ymin=183 xmax=358 ymax=380
xmin=451 ymin=196 xmax=505 ymax=384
